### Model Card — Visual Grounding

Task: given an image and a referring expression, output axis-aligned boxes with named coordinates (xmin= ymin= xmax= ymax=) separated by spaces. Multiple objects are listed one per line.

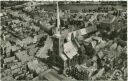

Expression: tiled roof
xmin=67 ymin=26 xmax=97 ymax=41
xmin=64 ymin=41 xmax=78 ymax=59
xmin=27 ymin=59 xmax=48 ymax=74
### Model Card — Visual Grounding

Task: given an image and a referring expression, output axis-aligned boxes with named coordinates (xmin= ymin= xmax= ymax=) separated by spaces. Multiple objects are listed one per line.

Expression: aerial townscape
xmin=0 ymin=1 xmax=127 ymax=81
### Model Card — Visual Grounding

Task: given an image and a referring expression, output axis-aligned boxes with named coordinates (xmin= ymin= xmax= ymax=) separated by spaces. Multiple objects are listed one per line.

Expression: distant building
xmin=15 ymin=51 xmax=33 ymax=62
xmin=1 ymin=76 xmax=14 ymax=81
xmin=27 ymin=59 xmax=48 ymax=74
xmin=98 ymin=14 xmax=116 ymax=31
xmin=4 ymin=56 xmax=15 ymax=63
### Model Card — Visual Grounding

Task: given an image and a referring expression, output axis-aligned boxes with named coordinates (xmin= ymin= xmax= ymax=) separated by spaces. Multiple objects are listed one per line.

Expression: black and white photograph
xmin=0 ymin=1 xmax=127 ymax=81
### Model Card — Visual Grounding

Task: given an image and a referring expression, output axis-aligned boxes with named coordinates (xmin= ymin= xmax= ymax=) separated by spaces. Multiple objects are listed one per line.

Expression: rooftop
xmin=64 ymin=41 xmax=78 ymax=59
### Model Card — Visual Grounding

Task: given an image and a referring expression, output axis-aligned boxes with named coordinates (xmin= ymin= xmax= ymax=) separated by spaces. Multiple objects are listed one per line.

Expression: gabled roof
xmin=101 ymin=15 xmax=116 ymax=24
xmin=15 ymin=51 xmax=32 ymax=62
xmin=64 ymin=41 xmax=78 ymax=59
xmin=60 ymin=53 xmax=68 ymax=61
xmin=27 ymin=59 xmax=48 ymax=74
xmin=67 ymin=26 xmax=97 ymax=41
